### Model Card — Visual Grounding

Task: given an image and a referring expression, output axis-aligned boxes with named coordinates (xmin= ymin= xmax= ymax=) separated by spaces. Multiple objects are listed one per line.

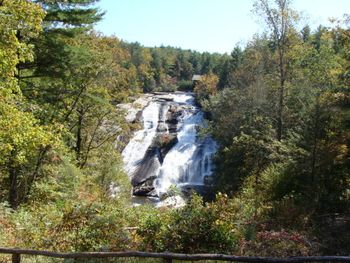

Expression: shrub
xmin=137 ymin=194 xmax=238 ymax=253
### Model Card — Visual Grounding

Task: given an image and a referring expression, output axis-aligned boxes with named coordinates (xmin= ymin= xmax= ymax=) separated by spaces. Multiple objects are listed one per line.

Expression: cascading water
xmin=122 ymin=92 xmax=217 ymax=201
xmin=122 ymin=102 xmax=160 ymax=175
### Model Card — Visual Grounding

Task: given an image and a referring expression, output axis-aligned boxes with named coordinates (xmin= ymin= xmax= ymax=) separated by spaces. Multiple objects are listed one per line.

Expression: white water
xmin=122 ymin=101 xmax=160 ymax=175
xmin=122 ymin=92 xmax=217 ymax=198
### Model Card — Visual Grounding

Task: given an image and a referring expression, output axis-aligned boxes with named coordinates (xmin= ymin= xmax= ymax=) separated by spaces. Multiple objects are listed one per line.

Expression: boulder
xmin=132 ymin=175 xmax=158 ymax=196
xmin=133 ymin=185 xmax=155 ymax=196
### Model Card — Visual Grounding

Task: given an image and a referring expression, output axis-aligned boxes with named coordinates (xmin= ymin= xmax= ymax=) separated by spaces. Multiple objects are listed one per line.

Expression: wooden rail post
xmin=12 ymin=253 xmax=20 ymax=263
xmin=163 ymin=258 xmax=172 ymax=263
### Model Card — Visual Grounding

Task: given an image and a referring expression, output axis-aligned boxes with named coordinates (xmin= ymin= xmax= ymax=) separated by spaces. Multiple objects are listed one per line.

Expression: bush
xmin=242 ymin=230 xmax=315 ymax=257
xmin=137 ymin=194 xmax=238 ymax=253
xmin=193 ymin=73 xmax=218 ymax=105
xmin=177 ymin=80 xmax=193 ymax=91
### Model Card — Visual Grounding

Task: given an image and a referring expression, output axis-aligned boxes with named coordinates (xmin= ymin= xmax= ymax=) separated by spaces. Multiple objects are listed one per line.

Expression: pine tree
xmin=19 ymin=0 xmax=104 ymax=79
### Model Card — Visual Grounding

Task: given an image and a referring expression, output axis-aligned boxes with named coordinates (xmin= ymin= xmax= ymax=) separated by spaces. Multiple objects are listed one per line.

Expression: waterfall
xmin=122 ymin=92 xmax=217 ymax=200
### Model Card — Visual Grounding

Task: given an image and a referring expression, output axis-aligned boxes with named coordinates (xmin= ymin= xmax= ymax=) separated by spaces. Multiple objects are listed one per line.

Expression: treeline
xmin=124 ymin=42 xmax=231 ymax=92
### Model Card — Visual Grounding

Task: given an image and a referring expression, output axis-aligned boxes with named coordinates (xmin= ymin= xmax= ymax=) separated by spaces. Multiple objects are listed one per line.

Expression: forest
xmin=0 ymin=0 xmax=349 ymax=259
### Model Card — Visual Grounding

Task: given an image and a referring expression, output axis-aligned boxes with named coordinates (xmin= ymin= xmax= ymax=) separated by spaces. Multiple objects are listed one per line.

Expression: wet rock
xmin=133 ymin=110 xmax=143 ymax=123
xmin=153 ymin=93 xmax=174 ymax=102
xmin=133 ymin=185 xmax=155 ymax=196
xmin=166 ymin=115 xmax=178 ymax=125
xmin=166 ymin=109 xmax=179 ymax=132
xmin=131 ymin=147 xmax=161 ymax=186
xmin=155 ymin=133 xmax=177 ymax=148
xmin=159 ymin=103 xmax=169 ymax=121
xmin=132 ymin=175 xmax=158 ymax=196
xmin=123 ymin=92 xmax=217 ymax=199
xmin=157 ymin=134 xmax=178 ymax=160
xmin=119 ymin=95 xmax=152 ymax=123
xmin=157 ymin=96 xmax=174 ymax=102
xmin=203 ymin=175 xmax=214 ymax=185
xmin=168 ymin=105 xmax=177 ymax=113
xmin=157 ymin=122 xmax=168 ymax=132
xmin=166 ymin=106 xmax=184 ymax=133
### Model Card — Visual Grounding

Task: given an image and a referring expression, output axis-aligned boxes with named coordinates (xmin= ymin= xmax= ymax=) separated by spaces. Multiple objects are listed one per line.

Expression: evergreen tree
xmin=19 ymin=0 xmax=104 ymax=79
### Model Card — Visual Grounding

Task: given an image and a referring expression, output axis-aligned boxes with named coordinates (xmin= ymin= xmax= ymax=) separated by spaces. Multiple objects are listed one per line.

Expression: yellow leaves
xmin=194 ymin=73 xmax=219 ymax=103
xmin=335 ymin=144 xmax=348 ymax=161
xmin=0 ymin=0 xmax=44 ymax=96
xmin=2 ymin=0 xmax=45 ymax=35
xmin=0 ymin=101 xmax=57 ymax=166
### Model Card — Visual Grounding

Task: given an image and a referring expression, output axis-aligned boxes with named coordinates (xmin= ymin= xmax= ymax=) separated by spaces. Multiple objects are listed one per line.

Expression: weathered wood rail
xmin=0 ymin=248 xmax=349 ymax=263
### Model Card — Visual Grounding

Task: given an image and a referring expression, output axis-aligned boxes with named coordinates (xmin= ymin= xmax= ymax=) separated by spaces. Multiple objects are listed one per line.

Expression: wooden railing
xmin=0 ymin=248 xmax=349 ymax=263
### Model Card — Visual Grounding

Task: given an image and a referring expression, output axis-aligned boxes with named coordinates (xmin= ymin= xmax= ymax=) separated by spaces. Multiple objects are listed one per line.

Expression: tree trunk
xmin=25 ymin=146 xmax=49 ymax=202
xmin=8 ymin=151 xmax=19 ymax=209
xmin=75 ymin=108 xmax=84 ymax=163
xmin=277 ymin=49 xmax=285 ymax=141
xmin=277 ymin=78 xmax=285 ymax=141
xmin=12 ymin=253 xmax=21 ymax=263
xmin=310 ymin=98 xmax=320 ymax=184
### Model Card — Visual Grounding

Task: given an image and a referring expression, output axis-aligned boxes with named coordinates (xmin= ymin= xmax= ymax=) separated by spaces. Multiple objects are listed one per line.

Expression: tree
xmin=0 ymin=0 xmax=57 ymax=209
xmin=194 ymin=73 xmax=219 ymax=104
xmin=301 ymin=25 xmax=311 ymax=42
xmin=0 ymin=0 xmax=44 ymax=92
xmin=18 ymin=0 xmax=104 ymax=79
xmin=65 ymin=34 xmax=129 ymax=167
xmin=217 ymin=47 xmax=244 ymax=89
xmin=254 ymin=0 xmax=299 ymax=140
xmin=127 ymin=43 xmax=154 ymax=92
xmin=0 ymin=103 xmax=56 ymax=209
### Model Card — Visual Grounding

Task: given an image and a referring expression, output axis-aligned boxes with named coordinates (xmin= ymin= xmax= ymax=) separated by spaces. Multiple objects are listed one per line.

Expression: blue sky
xmin=95 ymin=0 xmax=349 ymax=54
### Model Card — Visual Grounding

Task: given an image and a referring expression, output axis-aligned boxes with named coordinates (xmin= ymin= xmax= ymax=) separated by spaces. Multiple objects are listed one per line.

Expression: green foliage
xmin=0 ymin=149 xmax=143 ymax=252
xmin=0 ymin=202 xmax=14 ymax=247
xmin=138 ymin=194 xmax=238 ymax=253
xmin=204 ymin=9 xmax=349 ymax=255
xmin=0 ymin=103 xmax=55 ymax=167
xmin=177 ymin=80 xmax=193 ymax=91
xmin=10 ymin=201 xmax=132 ymax=251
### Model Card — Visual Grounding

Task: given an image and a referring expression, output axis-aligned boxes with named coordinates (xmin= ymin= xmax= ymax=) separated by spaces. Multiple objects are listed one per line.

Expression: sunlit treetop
xmin=34 ymin=0 xmax=104 ymax=33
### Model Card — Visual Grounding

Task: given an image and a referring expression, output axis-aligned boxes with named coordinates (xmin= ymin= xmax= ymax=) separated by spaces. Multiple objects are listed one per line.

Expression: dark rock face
xmin=133 ymin=176 xmax=158 ymax=197
xmin=130 ymin=98 xmax=186 ymax=197
xmin=134 ymin=110 xmax=143 ymax=124
xmin=131 ymin=147 xmax=161 ymax=187
xmin=155 ymin=134 xmax=178 ymax=160
xmin=166 ymin=105 xmax=183 ymax=133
